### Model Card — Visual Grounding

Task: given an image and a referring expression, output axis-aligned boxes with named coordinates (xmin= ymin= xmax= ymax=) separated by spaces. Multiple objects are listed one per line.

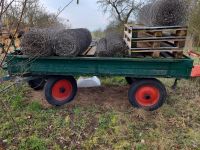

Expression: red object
xmin=191 ymin=65 xmax=200 ymax=77
xmin=135 ymin=86 xmax=160 ymax=107
xmin=52 ymin=79 xmax=72 ymax=101
xmin=188 ymin=50 xmax=200 ymax=77
xmin=188 ymin=50 xmax=200 ymax=57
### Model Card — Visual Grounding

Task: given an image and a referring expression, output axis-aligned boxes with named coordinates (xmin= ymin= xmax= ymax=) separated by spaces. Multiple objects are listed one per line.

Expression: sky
xmin=40 ymin=0 xmax=110 ymax=31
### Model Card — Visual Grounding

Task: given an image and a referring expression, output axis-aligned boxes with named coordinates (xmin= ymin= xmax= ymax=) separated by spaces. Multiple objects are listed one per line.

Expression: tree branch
xmin=108 ymin=0 xmax=123 ymax=22
xmin=2 ymin=0 xmax=15 ymax=15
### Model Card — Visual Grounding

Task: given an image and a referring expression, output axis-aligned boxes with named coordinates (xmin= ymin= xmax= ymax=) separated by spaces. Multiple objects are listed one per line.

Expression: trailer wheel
xmin=128 ymin=79 xmax=167 ymax=111
xmin=44 ymin=76 xmax=77 ymax=106
xmin=28 ymin=78 xmax=46 ymax=91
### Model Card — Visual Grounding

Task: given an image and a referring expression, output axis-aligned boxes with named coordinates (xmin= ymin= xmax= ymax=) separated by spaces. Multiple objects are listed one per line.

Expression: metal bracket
xmin=172 ymin=78 xmax=179 ymax=90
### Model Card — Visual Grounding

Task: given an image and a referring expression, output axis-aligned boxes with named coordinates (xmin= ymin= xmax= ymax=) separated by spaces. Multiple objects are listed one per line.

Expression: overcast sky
xmin=40 ymin=0 xmax=110 ymax=31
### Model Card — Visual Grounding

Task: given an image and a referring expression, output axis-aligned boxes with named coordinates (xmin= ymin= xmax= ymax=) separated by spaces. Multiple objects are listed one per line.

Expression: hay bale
xmin=96 ymin=32 xmax=126 ymax=57
xmin=138 ymin=0 xmax=188 ymax=26
xmin=150 ymin=0 xmax=188 ymax=26
xmin=53 ymin=28 xmax=92 ymax=56
xmin=106 ymin=32 xmax=126 ymax=56
xmin=21 ymin=28 xmax=92 ymax=57
xmin=96 ymin=38 xmax=107 ymax=56
xmin=21 ymin=28 xmax=53 ymax=56
xmin=75 ymin=28 xmax=92 ymax=54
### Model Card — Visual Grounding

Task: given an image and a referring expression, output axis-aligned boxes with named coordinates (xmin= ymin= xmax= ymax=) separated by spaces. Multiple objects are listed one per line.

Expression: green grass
xmin=101 ymin=76 xmax=127 ymax=86
xmin=194 ymin=47 xmax=200 ymax=52
xmin=0 ymin=70 xmax=200 ymax=149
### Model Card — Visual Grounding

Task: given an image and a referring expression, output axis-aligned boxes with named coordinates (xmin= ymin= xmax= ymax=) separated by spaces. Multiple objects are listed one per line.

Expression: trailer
xmin=1 ymin=25 xmax=200 ymax=111
xmin=1 ymin=52 xmax=198 ymax=111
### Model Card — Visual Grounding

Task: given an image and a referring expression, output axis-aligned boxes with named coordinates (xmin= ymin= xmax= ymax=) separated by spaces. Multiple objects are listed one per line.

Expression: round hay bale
xmin=150 ymin=0 xmax=188 ymax=26
xmin=53 ymin=28 xmax=92 ymax=56
xmin=96 ymin=32 xmax=126 ymax=57
xmin=75 ymin=28 xmax=92 ymax=54
xmin=105 ymin=32 xmax=126 ymax=56
xmin=21 ymin=28 xmax=52 ymax=56
xmin=96 ymin=38 xmax=107 ymax=56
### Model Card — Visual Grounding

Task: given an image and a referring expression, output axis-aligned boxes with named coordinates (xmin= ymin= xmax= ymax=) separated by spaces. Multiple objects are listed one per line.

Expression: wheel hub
xmin=59 ymin=87 xmax=66 ymax=93
xmin=135 ymin=85 xmax=160 ymax=107
xmin=52 ymin=79 xmax=73 ymax=101
xmin=144 ymin=94 xmax=151 ymax=100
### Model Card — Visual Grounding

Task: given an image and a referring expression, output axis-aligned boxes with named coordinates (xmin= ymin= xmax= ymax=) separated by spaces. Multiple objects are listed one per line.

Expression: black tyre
xmin=28 ymin=78 xmax=46 ymax=91
xmin=44 ymin=76 xmax=77 ymax=106
xmin=125 ymin=77 xmax=138 ymax=85
xmin=128 ymin=79 xmax=167 ymax=111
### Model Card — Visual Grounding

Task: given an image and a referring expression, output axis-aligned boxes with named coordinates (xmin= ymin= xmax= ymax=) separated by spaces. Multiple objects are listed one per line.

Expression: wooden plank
xmin=131 ymin=50 xmax=183 ymax=53
xmin=131 ymin=26 xmax=187 ymax=31
xmin=124 ymin=38 xmax=132 ymax=49
xmin=81 ymin=47 xmax=92 ymax=56
xmin=130 ymin=47 xmax=182 ymax=50
xmin=173 ymin=29 xmax=187 ymax=58
xmin=137 ymin=42 xmax=154 ymax=48
xmin=152 ymin=31 xmax=162 ymax=58
xmin=130 ymin=47 xmax=183 ymax=52
xmin=86 ymin=46 xmax=96 ymax=56
xmin=132 ymin=36 xmax=186 ymax=42
xmin=124 ymin=31 xmax=132 ymax=39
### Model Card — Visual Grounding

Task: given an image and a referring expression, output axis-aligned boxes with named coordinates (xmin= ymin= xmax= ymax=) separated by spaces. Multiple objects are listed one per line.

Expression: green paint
xmin=5 ymin=55 xmax=193 ymax=79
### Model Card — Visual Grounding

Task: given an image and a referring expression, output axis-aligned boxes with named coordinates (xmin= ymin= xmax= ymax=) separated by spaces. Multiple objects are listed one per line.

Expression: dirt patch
xmin=0 ymin=139 xmax=6 ymax=150
xmin=30 ymin=85 xmax=132 ymax=111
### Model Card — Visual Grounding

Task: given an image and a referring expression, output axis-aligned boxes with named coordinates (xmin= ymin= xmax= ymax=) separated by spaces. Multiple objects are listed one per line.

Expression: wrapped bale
xmin=96 ymin=32 xmax=126 ymax=57
xmin=53 ymin=28 xmax=92 ymax=56
xmin=150 ymin=0 xmax=188 ymax=26
xmin=21 ymin=28 xmax=52 ymax=56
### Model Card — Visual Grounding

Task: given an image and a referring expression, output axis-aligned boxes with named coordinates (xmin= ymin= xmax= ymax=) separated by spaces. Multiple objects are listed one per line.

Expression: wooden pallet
xmin=124 ymin=24 xmax=187 ymax=58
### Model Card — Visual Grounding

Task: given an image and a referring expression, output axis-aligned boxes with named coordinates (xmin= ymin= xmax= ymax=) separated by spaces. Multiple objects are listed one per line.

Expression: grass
xmin=0 ymin=69 xmax=200 ymax=149
xmin=194 ymin=47 xmax=200 ymax=52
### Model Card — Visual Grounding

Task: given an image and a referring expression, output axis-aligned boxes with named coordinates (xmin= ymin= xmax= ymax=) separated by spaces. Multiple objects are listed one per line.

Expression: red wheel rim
xmin=52 ymin=79 xmax=73 ymax=101
xmin=135 ymin=85 xmax=160 ymax=107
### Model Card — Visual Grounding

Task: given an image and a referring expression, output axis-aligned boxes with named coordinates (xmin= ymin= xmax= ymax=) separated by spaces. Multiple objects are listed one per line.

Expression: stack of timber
xmin=124 ymin=24 xmax=187 ymax=58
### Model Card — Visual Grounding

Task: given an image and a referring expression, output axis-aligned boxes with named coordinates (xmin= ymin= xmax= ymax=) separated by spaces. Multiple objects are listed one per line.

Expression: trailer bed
xmin=5 ymin=54 xmax=193 ymax=79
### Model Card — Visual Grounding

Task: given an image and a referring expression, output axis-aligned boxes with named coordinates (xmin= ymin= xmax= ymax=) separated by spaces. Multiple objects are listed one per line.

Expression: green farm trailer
xmin=2 ymin=53 xmax=198 ymax=111
xmin=1 ymin=25 xmax=200 ymax=111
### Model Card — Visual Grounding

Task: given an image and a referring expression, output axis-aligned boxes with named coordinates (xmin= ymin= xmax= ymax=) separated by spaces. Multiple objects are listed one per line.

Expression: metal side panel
xmin=6 ymin=55 xmax=194 ymax=79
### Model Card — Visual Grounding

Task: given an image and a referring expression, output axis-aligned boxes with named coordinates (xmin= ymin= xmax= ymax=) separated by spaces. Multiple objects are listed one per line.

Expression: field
xmin=0 ymin=46 xmax=200 ymax=149
xmin=0 ymin=67 xmax=200 ymax=150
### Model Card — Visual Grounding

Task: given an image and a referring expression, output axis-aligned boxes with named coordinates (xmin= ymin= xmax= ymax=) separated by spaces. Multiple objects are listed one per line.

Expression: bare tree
xmin=188 ymin=0 xmax=200 ymax=46
xmin=97 ymin=0 xmax=142 ymax=24
xmin=3 ymin=0 xmax=70 ymax=29
xmin=0 ymin=0 xmax=16 ymax=29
